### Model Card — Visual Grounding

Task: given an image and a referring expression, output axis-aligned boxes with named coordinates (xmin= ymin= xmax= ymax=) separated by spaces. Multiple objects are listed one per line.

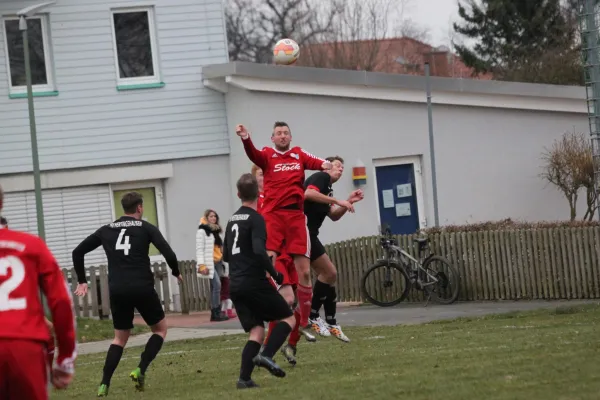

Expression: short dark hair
xmin=326 ymin=156 xmax=344 ymax=164
xmin=273 ymin=121 xmax=290 ymax=132
xmin=0 ymin=217 xmax=7 ymax=226
xmin=237 ymin=173 xmax=259 ymax=202
xmin=121 ymin=192 xmax=144 ymax=214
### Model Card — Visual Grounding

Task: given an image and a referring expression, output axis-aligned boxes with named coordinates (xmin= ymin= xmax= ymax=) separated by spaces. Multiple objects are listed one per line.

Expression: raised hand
xmin=235 ymin=124 xmax=248 ymax=137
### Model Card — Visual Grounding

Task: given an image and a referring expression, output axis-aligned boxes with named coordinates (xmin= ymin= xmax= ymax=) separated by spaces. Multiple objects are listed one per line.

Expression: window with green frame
xmin=112 ymin=187 xmax=160 ymax=256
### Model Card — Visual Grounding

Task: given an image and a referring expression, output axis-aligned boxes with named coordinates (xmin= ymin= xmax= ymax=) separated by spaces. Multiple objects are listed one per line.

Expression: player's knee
xmin=282 ymin=314 xmax=295 ymax=328
xmin=150 ymin=319 xmax=168 ymax=338
xmin=325 ymin=266 xmax=337 ymax=284
xmin=249 ymin=326 xmax=265 ymax=343
xmin=112 ymin=330 xmax=130 ymax=347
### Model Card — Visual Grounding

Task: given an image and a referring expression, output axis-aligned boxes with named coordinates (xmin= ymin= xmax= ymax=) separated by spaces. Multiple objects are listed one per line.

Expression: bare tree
xmin=299 ymin=0 xmax=429 ymax=71
xmin=541 ymin=130 xmax=597 ymax=221
xmin=225 ymin=0 xmax=342 ymax=63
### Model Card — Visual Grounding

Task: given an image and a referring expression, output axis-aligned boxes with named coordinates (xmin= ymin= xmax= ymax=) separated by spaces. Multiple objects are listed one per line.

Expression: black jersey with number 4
xmin=304 ymin=171 xmax=333 ymax=235
xmin=72 ymin=216 xmax=180 ymax=292
xmin=223 ymin=206 xmax=278 ymax=292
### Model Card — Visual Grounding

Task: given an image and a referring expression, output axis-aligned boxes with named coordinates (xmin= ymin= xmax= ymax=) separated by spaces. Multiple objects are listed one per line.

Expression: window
xmin=110 ymin=7 xmax=161 ymax=86
xmin=110 ymin=182 xmax=166 ymax=259
xmin=2 ymin=15 xmax=54 ymax=94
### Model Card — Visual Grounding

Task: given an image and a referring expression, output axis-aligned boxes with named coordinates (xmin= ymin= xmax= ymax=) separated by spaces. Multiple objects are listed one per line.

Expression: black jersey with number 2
xmin=223 ymin=206 xmax=278 ymax=292
xmin=72 ymin=216 xmax=180 ymax=292
xmin=304 ymin=171 xmax=333 ymax=235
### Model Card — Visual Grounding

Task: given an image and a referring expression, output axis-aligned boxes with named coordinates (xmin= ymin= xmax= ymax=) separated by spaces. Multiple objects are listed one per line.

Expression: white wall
xmin=224 ymin=87 xmax=589 ymax=245
xmin=163 ymin=155 xmax=232 ymax=261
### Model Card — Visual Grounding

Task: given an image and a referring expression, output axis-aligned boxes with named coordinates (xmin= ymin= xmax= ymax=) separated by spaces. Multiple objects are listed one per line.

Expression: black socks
xmin=240 ymin=340 xmax=261 ymax=381
xmin=101 ymin=344 xmax=124 ymax=386
xmin=139 ymin=334 xmax=164 ymax=375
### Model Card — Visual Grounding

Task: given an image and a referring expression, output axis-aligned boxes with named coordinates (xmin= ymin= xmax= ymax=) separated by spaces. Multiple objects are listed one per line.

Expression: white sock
xmin=227 ymin=299 xmax=233 ymax=310
xmin=221 ymin=300 xmax=227 ymax=312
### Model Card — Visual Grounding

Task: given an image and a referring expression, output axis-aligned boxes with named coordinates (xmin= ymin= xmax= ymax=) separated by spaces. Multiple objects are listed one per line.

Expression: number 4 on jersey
xmin=116 ymin=228 xmax=131 ymax=255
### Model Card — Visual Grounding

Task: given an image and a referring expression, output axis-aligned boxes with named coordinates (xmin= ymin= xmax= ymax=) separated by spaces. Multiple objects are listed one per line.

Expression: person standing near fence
xmin=196 ymin=209 xmax=230 ymax=322
xmin=72 ymin=191 xmax=183 ymax=397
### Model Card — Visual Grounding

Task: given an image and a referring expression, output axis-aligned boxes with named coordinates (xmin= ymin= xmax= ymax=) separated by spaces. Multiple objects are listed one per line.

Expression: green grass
xmin=75 ymin=318 xmax=149 ymax=343
xmin=52 ymin=305 xmax=600 ymax=400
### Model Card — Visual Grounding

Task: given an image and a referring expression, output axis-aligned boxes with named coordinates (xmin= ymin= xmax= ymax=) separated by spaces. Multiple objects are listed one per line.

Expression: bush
xmin=420 ymin=218 xmax=600 ymax=235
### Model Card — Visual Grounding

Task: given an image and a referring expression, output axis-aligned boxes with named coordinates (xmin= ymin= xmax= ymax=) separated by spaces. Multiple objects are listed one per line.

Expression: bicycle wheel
xmin=361 ymin=261 xmax=411 ymax=307
xmin=422 ymin=255 xmax=460 ymax=305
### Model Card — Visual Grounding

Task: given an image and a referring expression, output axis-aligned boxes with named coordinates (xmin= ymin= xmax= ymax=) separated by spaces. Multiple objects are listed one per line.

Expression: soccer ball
xmin=273 ymin=38 xmax=300 ymax=65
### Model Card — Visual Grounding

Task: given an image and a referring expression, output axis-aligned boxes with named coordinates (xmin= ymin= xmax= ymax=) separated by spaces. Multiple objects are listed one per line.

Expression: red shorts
xmin=0 ymin=339 xmax=49 ymax=400
xmin=263 ymin=209 xmax=310 ymax=257
xmin=270 ymin=253 xmax=298 ymax=289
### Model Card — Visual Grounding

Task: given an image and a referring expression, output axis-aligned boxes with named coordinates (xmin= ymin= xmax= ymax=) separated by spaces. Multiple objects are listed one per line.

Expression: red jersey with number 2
xmin=242 ymin=135 xmax=326 ymax=214
xmin=0 ymin=226 xmax=77 ymax=373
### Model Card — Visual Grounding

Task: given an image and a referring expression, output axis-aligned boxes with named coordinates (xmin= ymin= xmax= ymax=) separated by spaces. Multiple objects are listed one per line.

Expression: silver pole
xmin=424 ymin=63 xmax=440 ymax=227
xmin=20 ymin=16 xmax=45 ymax=240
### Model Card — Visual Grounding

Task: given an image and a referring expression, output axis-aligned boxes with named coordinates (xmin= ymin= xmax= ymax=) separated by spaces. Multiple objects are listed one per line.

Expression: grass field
xmin=52 ymin=304 xmax=600 ymax=400
xmin=75 ymin=318 xmax=149 ymax=343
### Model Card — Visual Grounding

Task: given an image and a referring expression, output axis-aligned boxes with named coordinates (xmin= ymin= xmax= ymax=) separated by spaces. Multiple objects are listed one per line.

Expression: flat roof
xmin=202 ymin=61 xmax=586 ymax=100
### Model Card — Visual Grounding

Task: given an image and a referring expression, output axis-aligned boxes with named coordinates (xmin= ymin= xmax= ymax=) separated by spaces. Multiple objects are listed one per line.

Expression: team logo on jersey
xmin=273 ymin=163 xmax=301 ymax=172
xmin=272 ymin=153 xmax=278 ymax=158
xmin=290 ymin=153 xmax=299 ymax=159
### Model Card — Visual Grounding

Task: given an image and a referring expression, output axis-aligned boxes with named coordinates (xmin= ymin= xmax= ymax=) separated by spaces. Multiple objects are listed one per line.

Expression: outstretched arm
xmin=236 ymin=124 xmax=267 ymax=169
xmin=71 ymin=233 xmax=102 ymax=284
xmin=328 ymin=189 xmax=364 ymax=221
xmin=39 ymin=242 xmax=77 ymax=384
xmin=148 ymin=225 xmax=181 ymax=278
xmin=251 ymin=215 xmax=279 ymax=278
xmin=301 ymin=149 xmax=331 ymax=171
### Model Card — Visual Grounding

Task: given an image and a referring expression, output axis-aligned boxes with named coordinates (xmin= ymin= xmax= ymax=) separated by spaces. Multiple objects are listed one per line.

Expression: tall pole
xmin=424 ymin=63 xmax=440 ymax=227
xmin=579 ymin=0 xmax=600 ymax=221
xmin=20 ymin=16 xmax=45 ymax=240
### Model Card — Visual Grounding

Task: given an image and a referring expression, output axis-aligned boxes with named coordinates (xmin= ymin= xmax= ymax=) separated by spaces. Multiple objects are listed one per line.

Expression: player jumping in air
xmin=251 ymin=165 xmax=316 ymax=366
xmin=72 ymin=192 xmax=183 ymax=397
xmin=224 ymin=173 xmax=295 ymax=388
xmin=0 ymin=185 xmax=77 ymax=399
xmin=236 ymin=122 xmax=331 ymax=334
xmin=304 ymin=156 xmax=364 ymax=342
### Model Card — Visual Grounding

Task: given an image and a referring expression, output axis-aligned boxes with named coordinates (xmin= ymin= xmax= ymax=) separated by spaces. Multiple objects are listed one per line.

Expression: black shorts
xmin=110 ymin=287 xmax=165 ymax=330
xmin=309 ymin=233 xmax=326 ymax=262
xmin=231 ymin=282 xmax=293 ymax=332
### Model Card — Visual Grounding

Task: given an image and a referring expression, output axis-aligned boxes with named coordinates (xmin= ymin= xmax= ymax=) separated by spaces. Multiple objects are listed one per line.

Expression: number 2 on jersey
xmin=231 ymin=224 xmax=240 ymax=254
xmin=0 ymin=256 xmax=27 ymax=311
xmin=116 ymin=228 xmax=131 ymax=255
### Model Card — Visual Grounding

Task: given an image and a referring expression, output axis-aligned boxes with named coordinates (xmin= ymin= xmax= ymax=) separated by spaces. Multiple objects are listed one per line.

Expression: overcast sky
xmin=403 ymin=0 xmax=461 ymax=47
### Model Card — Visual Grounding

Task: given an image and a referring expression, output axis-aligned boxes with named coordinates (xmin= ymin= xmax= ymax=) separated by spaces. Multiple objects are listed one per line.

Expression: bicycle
xmin=360 ymin=225 xmax=460 ymax=307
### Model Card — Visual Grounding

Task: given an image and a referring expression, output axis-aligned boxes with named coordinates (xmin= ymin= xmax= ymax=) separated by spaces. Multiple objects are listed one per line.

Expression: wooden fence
xmin=326 ymin=227 xmax=600 ymax=303
xmin=65 ymin=226 xmax=600 ymax=318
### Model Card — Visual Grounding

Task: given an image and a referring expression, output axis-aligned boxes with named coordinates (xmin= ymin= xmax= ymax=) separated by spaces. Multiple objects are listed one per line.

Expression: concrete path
xmin=77 ymin=299 xmax=598 ymax=355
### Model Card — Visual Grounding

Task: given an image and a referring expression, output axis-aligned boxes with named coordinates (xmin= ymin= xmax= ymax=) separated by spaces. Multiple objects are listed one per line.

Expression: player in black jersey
xmin=304 ymin=156 xmax=364 ymax=342
xmin=71 ymin=191 xmax=182 ymax=396
xmin=224 ymin=173 xmax=295 ymax=389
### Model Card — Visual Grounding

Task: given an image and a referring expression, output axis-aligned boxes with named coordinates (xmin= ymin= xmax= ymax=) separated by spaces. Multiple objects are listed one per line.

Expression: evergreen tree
xmin=453 ymin=0 xmax=582 ymax=85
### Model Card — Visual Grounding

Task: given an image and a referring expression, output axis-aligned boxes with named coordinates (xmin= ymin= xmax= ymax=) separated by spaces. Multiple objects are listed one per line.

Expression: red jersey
xmin=257 ymin=192 xmax=265 ymax=213
xmin=242 ymin=135 xmax=326 ymax=214
xmin=0 ymin=226 xmax=77 ymax=374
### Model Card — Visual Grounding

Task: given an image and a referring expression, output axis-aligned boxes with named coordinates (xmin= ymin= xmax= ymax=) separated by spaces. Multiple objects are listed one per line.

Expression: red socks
xmin=296 ymin=284 xmax=313 ymax=327
xmin=264 ymin=321 xmax=277 ymax=345
xmin=288 ymin=308 xmax=301 ymax=347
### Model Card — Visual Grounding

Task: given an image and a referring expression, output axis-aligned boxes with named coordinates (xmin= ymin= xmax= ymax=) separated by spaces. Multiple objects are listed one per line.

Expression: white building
xmin=0 ymin=1 xmax=590 ymax=275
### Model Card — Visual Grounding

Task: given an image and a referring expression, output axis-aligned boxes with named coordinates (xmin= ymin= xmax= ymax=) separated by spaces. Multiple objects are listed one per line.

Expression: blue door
xmin=375 ymin=163 xmax=420 ymax=235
